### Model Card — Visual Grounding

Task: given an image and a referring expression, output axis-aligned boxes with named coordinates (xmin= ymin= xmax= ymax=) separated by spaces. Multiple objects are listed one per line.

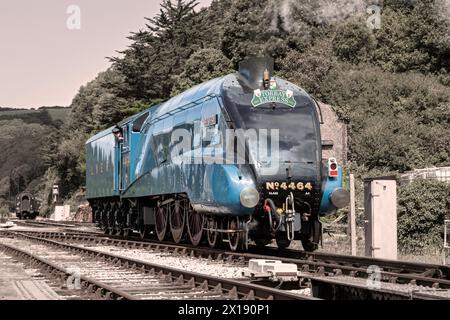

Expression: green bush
xmin=398 ymin=179 xmax=450 ymax=252
xmin=332 ymin=19 xmax=376 ymax=63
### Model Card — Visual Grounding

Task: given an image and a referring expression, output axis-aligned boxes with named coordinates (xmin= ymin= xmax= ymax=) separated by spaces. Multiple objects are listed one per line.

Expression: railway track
xmin=6 ymin=230 xmax=450 ymax=300
xmin=12 ymin=222 xmax=440 ymax=281
xmin=66 ymin=229 xmax=450 ymax=281
xmin=12 ymin=220 xmax=78 ymax=228
xmin=0 ymin=232 xmax=312 ymax=300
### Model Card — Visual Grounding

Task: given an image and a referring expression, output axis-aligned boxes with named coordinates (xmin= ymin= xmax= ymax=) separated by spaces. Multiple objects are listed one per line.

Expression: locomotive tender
xmin=15 ymin=192 xmax=39 ymax=220
xmin=86 ymin=58 xmax=349 ymax=251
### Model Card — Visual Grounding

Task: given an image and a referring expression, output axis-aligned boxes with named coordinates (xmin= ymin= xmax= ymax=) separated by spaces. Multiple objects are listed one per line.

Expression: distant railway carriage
xmin=15 ymin=192 xmax=39 ymax=220
xmin=86 ymin=58 xmax=349 ymax=251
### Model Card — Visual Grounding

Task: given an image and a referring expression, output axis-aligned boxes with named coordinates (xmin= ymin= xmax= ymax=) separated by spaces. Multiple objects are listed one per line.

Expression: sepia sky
xmin=0 ymin=0 xmax=212 ymax=108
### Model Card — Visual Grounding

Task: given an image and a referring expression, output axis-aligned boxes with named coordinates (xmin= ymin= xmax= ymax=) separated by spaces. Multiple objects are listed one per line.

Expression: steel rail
xmin=17 ymin=230 xmax=450 ymax=290
xmin=6 ymin=232 xmax=315 ymax=300
xmin=11 ymin=232 xmax=450 ymax=299
xmin=309 ymin=278 xmax=448 ymax=300
xmin=0 ymin=242 xmax=137 ymax=300
xmin=86 ymin=229 xmax=450 ymax=278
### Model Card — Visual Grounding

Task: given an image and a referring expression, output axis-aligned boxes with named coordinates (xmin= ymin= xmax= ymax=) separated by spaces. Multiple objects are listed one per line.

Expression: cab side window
xmin=201 ymin=97 xmax=227 ymax=160
xmin=186 ymin=105 xmax=202 ymax=150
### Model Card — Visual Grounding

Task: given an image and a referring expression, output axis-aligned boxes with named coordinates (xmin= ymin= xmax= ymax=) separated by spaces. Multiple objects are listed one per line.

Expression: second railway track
xmin=0 ymin=231 xmax=312 ymax=300
xmin=5 ymin=229 xmax=450 ymax=300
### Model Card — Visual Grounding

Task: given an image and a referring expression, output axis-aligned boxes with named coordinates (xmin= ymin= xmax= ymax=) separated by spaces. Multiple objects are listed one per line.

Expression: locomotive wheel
xmin=254 ymin=239 xmax=271 ymax=248
xmin=301 ymin=239 xmax=318 ymax=252
xmin=169 ymin=201 xmax=185 ymax=244
xmin=115 ymin=202 xmax=127 ymax=236
xmin=206 ymin=218 xmax=218 ymax=248
xmin=276 ymin=235 xmax=291 ymax=250
xmin=123 ymin=228 xmax=131 ymax=237
xmin=139 ymin=225 xmax=150 ymax=239
xmin=228 ymin=217 xmax=241 ymax=251
xmin=107 ymin=204 xmax=115 ymax=235
xmin=155 ymin=206 xmax=168 ymax=241
xmin=187 ymin=207 xmax=204 ymax=246
xmin=100 ymin=204 xmax=109 ymax=233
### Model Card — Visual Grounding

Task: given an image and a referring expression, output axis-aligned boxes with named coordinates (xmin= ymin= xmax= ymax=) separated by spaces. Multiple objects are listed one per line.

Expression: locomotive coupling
xmin=263 ymin=193 xmax=302 ymax=241
xmin=285 ymin=192 xmax=296 ymax=241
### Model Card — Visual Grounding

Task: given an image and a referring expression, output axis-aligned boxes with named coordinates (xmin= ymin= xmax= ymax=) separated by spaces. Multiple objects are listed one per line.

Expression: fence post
xmin=444 ymin=220 xmax=450 ymax=265
xmin=349 ymin=174 xmax=357 ymax=256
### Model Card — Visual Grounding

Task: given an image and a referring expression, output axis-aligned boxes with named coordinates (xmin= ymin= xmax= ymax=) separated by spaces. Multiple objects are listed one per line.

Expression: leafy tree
xmin=52 ymin=131 xmax=89 ymax=198
xmin=332 ymin=18 xmax=376 ymax=63
xmin=221 ymin=0 xmax=270 ymax=64
xmin=372 ymin=0 xmax=450 ymax=73
xmin=172 ymin=48 xmax=234 ymax=95
xmin=398 ymin=180 xmax=450 ymax=252
xmin=0 ymin=120 xmax=51 ymax=205
xmin=278 ymin=39 xmax=337 ymax=99
xmin=112 ymin=0 xmax=205 ymax=100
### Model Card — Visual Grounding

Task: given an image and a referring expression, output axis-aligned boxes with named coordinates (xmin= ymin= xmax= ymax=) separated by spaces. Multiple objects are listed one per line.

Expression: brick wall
xmin=318 ymin=102 xmax=348 ymax=164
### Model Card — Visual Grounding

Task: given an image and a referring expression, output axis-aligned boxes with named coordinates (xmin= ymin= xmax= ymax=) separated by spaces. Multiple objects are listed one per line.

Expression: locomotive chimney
xmin=238 ymin=57 xmax=274 ymax=90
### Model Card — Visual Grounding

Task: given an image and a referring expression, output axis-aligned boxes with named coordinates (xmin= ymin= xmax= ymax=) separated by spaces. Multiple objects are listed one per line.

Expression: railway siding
xmin=1 ymin=232 xmax=313 ymax=300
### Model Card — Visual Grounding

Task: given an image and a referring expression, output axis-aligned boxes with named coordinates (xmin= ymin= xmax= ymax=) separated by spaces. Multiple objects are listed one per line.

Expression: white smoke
xmin=266 ymin=0 xmax=368 ymax=32
xmin=437 ymin=0 xmax=450 ymax=22
xmin=315 ymin=0 xmax=367 ymax=24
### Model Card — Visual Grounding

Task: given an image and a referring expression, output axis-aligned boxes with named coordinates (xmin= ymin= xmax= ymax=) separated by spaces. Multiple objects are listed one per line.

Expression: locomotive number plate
xmin=265 ymin=182 xmax=313 ymax=191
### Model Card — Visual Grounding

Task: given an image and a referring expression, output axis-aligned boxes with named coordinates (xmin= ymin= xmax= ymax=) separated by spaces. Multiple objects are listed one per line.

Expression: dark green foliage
xmin=398 ymin=180 xmax=450 ymax=252
xmin=220 ymin=0 xmax=330 ymax=66
xmin=0 ymin=120 xmax=51 ymax=203
xmin=53 ymin=132 xmax=89 ymax=198
xmin=221 ymin=0 xmax=270 ymax=63
xmin=111 ymin=0 xmax=206 ymax=101
xmin=371 ymin=1 xmax=450 ymax=73
xmin=0 ymin=107 xmax=68 ymax=128
xmin=282 ymin=52 xmax=450 ymax=172
xmin=172 ymin=48 xmax=234 ymax=95
xmin=278 ymin=39 xmax=337 ymax=100
xmin=332 ymin=18 xmax=376 ymax=63
xmin=65 ymin=68 xmax=130 ymax=133
xmin=329 ymin=0 xmax=450 ymax=73
xmin=320 ymin=66 xmax=450 ymax=171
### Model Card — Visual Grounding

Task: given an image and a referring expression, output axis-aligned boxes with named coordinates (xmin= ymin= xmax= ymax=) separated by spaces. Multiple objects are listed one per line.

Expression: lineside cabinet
xmin=364 ymin=177 xmax=397 ymax=260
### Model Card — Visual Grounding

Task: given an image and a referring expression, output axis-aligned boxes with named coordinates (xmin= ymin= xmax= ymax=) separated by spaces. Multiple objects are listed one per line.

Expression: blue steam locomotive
xmin=86 ymin=58 xmax=349 ymax=251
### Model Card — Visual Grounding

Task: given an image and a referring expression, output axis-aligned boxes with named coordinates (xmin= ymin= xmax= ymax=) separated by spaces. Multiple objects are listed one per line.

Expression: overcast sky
xmin=0 ymin=0 xmax=212 ymax=108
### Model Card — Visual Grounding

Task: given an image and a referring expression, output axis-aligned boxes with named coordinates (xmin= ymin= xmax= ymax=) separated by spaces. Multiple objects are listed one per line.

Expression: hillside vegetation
xmin=0 ymin=107 xmax=69 ymax=210
xmin=21 ymin=0 xmax=450 ymax=251
xmin=0 ymin=106 xmax=69 ymax=126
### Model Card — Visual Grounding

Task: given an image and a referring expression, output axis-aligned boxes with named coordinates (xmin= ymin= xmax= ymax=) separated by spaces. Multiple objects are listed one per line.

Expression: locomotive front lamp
xmin=330 ymin=188 xmax=350 ymax=208
xmin=240 ymin=187 xmax=260 ymax=208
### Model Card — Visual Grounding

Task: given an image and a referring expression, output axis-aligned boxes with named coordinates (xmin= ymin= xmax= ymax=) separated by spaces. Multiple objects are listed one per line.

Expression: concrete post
xmin=349 ymin=174 xmax=357 ymax=256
